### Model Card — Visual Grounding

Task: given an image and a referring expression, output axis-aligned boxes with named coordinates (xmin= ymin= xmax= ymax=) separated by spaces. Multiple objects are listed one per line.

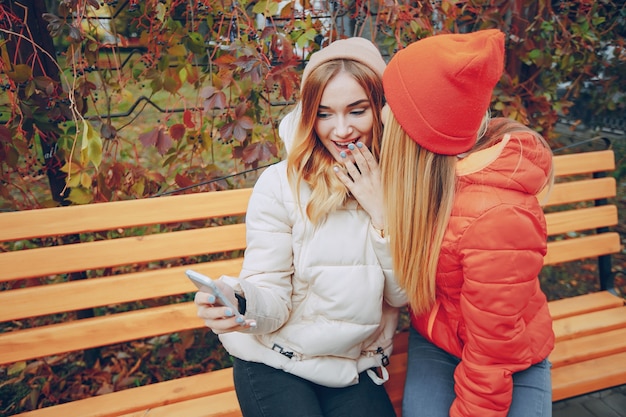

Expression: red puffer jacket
xmin=411 ymin=129 xmax=555 ymax=417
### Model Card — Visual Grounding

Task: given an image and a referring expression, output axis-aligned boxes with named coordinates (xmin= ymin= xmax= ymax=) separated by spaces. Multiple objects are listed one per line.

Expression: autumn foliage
xmin=0 ymin=0 xmax=623 ymax=210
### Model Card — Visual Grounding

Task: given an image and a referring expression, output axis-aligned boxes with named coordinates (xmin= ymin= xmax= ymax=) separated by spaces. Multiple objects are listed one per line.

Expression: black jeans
xmin=232 ymin=357 xmax=397 ymax=417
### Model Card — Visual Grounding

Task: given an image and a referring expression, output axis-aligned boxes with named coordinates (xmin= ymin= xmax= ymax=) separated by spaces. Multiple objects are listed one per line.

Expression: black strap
xmin=234 ymin=293 xmax=247 ymax=315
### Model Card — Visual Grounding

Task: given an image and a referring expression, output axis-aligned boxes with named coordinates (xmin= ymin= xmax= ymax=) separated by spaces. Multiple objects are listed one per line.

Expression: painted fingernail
xmin=333 ymin=166 xmax=339 ymax=172
xmin=340 ymin=151 xmax=347 ymax=158
xmin=248 ymin=321 xmax=257 ymax=328
xmin=207 ymin=294 xmax=216 ymax=304
xmin=236 ymin=316 xmax=245 ymax=324
xmin=224 ymin=308 xmax=233 ymax=317
xmin=348 ymin=143 xmax=355 ymax=150
xmin=356 ymin=142 xmax=363 ymax=148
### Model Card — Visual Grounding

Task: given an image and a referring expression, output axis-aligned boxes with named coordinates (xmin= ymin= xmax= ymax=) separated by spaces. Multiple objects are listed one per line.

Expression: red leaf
xmin=175 ymin=173 xmax=194 ymax=188
xmin=199 ymin=86 xmax=216 ymax=99
xmin=139 ymin=128 xmax=160 ymax=148
xmin=155 ymin=129 xmax=173 ymax=155
xmin=169 ymin=124 xmax=186 ymax=141
xmin=220 ymin=122 xmax=234 ymax=140
xmin=0 ymin=125 xmax=11 ymax=143
xmin=139 ymin=127 xmax=172 ymax=155
xmin=237 ymin=115 xmax=254 ymax=130
xmin=183 ymin=110 xmax=195 ymax=129
xmin=233 ymin=123 xmax=248 ymax=142
xmin=204 ymin=91 xmax=227 ymax=111
xmin=242 ymin=141 xmax=278 ymax=164
xmin=214 ymin=54 xmax=236 ymax=65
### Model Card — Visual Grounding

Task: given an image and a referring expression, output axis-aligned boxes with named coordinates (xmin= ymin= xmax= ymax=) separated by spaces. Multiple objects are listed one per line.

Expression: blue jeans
xmin=402 ymin=327 xmax=552 ymax=417
xmin=233 ymin=357 xmax=397 ymax=417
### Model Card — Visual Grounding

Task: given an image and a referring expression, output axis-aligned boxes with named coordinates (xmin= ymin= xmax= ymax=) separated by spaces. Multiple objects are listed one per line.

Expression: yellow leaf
xmin=168 ymin=44 xmax=187 ymax=57
xmin=8 ymin=361 xmax=26 ymax=376
xmin=7 ymin=64 xmax=31 ymax=83
xmin=88 ymin=134 xmax=103 ymax=168
xmin=81 ymin=119 xmax=91 ymax=151
xmin=81 ymin=119 xmax=103 ymax=168
xmin=179 ymin=67 xmax=188 ymax=84
xmin=66 ymin=172 xmax=81 ymax=188
xmin=80 ymin=172 xmax=92 ymax=188
xmin=60 ymin=162 xmax=82 ymax=175
xmin=156 ymin=3 xmax=167 ymax=23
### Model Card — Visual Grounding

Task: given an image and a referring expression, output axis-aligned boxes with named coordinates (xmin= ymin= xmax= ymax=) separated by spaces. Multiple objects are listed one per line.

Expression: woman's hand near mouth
xmin=334 ymin=142 xmax=385 ymax=231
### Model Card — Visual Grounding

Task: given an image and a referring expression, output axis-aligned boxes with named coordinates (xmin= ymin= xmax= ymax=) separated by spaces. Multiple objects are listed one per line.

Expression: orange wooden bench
xmin=1 ymin=149 xmax=624 ymax=417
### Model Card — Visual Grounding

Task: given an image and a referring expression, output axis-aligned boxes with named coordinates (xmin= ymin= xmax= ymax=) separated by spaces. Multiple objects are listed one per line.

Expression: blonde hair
xmin=380 ymin=113 xmax=554 ymax=314
xmin=287 ymin=59 xmax=385 ymax=224
xmin=380 ymin=112 xmax=456 ymax=314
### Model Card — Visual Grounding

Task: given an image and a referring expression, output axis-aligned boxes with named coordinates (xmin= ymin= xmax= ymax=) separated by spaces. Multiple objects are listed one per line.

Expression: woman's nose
xmin=334 ymin=116 xmax=353 ymax=137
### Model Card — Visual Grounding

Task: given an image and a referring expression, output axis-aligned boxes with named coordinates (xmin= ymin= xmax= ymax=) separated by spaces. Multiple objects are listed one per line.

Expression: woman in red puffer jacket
xmin=379 ymin=29 xmax=555 ymax=417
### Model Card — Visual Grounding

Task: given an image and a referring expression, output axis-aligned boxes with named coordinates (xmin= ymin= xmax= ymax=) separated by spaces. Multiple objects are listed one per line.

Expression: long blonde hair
xmin=380 ymin=112 xmax=457 ymax=314
xmin=380 ymin=113 xmax=554 ymax=314
xmin=287 ymin=59 xmax=385 ymax=224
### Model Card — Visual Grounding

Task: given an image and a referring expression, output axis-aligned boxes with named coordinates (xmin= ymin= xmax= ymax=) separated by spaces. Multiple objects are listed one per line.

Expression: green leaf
xmin=67 ymin=187 xmax=93 ymax=204
xmin=252 ymin=0 xmax=267 ymax=14
xmin=528 ymin=49 xmax=542 ymax=64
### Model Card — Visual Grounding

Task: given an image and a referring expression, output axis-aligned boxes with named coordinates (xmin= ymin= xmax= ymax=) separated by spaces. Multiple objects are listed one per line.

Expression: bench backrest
xmin=0 ymin=188 xmax=252 ymax=365
xmin=0 ymin=150 xmax=620 ymax=368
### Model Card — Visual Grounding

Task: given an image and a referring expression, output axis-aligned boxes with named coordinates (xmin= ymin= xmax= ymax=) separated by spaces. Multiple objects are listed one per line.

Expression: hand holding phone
xmin=185 ymin=269 xmax=240 ymax=313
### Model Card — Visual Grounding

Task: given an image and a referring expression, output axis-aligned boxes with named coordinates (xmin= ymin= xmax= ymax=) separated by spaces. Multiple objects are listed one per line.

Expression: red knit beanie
xmin=383 ymin=29 xmax=505 ymax=155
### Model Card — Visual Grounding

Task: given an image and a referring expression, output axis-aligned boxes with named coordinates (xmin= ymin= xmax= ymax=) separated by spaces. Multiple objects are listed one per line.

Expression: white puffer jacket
xmin=219 ymin=161 xmax=407 ymax=387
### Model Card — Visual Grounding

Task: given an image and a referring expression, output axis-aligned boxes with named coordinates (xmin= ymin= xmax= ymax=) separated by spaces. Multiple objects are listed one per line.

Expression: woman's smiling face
xmin=315 ymin=71 xmax=374 ymax=164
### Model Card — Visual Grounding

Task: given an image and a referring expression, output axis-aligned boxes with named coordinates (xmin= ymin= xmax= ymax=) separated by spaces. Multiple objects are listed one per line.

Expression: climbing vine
xmin=0 ymin=0 xmax=624 ymax=209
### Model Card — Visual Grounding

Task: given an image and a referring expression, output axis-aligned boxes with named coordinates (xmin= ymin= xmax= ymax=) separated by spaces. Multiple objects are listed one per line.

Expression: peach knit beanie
xmin=301 ymin=37 xmax=386 ymax=90
xmin=383 ymin=29 xmax=505 ymax=155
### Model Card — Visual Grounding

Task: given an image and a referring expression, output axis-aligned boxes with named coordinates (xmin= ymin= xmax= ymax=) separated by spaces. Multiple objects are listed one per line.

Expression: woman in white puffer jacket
xmin=194 ymin=37 xmax=407 ymax=417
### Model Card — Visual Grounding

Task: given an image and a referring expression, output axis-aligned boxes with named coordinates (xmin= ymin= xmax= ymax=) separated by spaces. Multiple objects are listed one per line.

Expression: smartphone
xmin=185 ymin=269 xmax=240 ymax=313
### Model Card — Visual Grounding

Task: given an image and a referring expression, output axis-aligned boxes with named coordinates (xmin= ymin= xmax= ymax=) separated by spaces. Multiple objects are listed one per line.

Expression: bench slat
xmin=0 ymin=259 xmax=244 ymax=322
xmin=118 ymin=391 xmax=242 ymax=417
xmin=0 ymin=303 xmax=202 ymax=365
xmin=550 ymin=327 xmax=626 ymax=368
xmin=552 ymin=149 xmax=615 ymax=176
xmin=0 ymin=224 xmax=246 ymax=281
xmin=14 ymin=369 xmax=236 ymax=417
xmin=541 ymin=177 xmax=616 ymax=206
xmin=553 ymin=306 xmax=626 ymax=342
xmin=552 ymin=350 xmax=626 ymax=401
xmin=548 ymin=291 xmax=625 ymax=320
xmin=545 ymin=205 xmax=617 ymax=235
xmin=544 ymin=232 xmax=621 ymax=265
xmin=0 ymin=189 xmax=252 ymax=242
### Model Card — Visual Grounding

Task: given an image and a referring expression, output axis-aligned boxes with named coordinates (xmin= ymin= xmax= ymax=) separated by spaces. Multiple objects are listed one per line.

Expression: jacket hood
xmin=456 ymin=131 xmax=553 ymax=196
xmin=278 ymin=104 xmax=300 ymax=154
